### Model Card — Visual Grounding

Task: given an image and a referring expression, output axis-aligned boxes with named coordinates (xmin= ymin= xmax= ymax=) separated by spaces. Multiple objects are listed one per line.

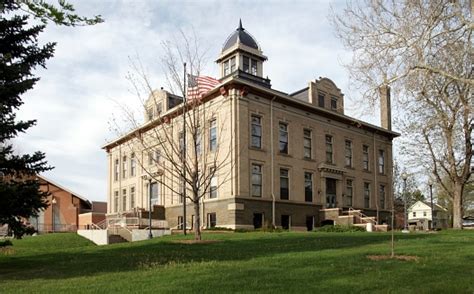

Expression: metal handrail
xmin=348 ymin=208 xmax=378 ymax=225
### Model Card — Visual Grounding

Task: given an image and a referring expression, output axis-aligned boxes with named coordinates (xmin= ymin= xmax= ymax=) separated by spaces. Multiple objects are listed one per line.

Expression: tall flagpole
xmin=182 ymin=62 xmax=187 ymax=235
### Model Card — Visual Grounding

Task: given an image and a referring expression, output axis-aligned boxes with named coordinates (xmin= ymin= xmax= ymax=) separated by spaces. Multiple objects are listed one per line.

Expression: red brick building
xmin=28 ymin=176 xmax=104 ymax=233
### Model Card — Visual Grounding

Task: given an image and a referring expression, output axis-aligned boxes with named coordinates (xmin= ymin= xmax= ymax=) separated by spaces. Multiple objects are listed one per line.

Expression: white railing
xmin=0 ymin=224 xmax=8 ymax=236
xmin=170 ymin=222 xmax=193 ymax=231
xmin=139 ymin=219 xmax=168 ymax=229
xmin=348 ymin=208 xmax=377 ymax=225
xmin=109 ymin=226 xmax=133 ymax=242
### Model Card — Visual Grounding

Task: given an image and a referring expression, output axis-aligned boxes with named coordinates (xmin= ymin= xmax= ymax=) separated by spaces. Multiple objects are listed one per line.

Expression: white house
xmin=408 ymin=201 xmax=448 ymax=230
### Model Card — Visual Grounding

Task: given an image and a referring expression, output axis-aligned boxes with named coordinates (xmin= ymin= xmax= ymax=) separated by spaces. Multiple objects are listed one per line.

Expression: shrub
xmin=0 ymin=239 xmax=13 ymax=247
xmin=205 ymin=227 xmax=233 ymax=231
xmin=314 ymin=225 xmax=366 ymax=233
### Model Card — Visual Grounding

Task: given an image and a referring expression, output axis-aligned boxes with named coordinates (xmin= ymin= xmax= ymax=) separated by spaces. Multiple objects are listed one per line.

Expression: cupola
xmin=216 ymin=20 xmax=267 ymax=81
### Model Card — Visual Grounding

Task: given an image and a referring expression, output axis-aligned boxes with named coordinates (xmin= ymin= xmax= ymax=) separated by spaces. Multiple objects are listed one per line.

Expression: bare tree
xmin=331 ymin=0 xmax=472 ymax=228
xmin=111 ymin=32 xmax=232 ymax=240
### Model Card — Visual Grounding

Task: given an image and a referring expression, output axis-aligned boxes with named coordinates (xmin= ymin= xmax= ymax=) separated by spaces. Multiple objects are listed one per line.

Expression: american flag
xmin=187 ymin=74 xmax=220 ymax=100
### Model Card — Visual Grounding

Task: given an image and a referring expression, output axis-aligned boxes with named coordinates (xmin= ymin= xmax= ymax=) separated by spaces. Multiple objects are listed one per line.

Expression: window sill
xmin=278 ymin=153 xmax=292 ymax=158
xmin=249 ymin=146 xmax=266 ymax=152
xmin=303 ymin=158 xmax=316 ymax=162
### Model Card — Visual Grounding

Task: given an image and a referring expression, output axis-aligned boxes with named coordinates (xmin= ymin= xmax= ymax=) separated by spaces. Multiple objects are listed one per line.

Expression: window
xmin=209 ymin=119 xmax=217 ymax=151
xmin=378 ymin=150 xmax=385 ymax=174
xmin=346 ymin=179 xmax=353 ymax=207
xmin=325 ymin=135 xmax=333 ymax=164
xmin=114 ymin=191 xmax=119 ymax=212
xmin=130 ymin=186 xmax=135 ymax=208
xmin=223 ymin=60 xmax=230 ymax=76
xmin=413 ymin=212 xmax=416 ymax=217
xmin=318 ymin=94 xmax=325 ymax=107
xmin=251 ymin=164 xmax=262 ymax=197
xmin=363 ymin=145 xmax=369 ymax=171
xmin=207 ymin=213 xmax=217 ymax=228
xmin=251 ymin=58 xmax=258 ymax=75
xmin=156 ymin=102 xmax=163 ymax=116
xmin=150 ymin=182 xmax=159 ymax=206
xmin=280 ymin=169 xmax=289 ymax=200
xmin=148 ymin=151 xmax=153 ymax=166
xmin=279 ymin=123 xmax=288 ymax=154
xmin=155 ymin=150 xmax=161 ymax=164
xmin=122 ymin=155 xmax=127 ymax=179
xmin=230 ymin=56 xmax=236 ymax=72
xmin=179 ymin=132 xmax=185 ymax=157
xmin=130 ymin=153 xmax=136 ymax=177
xmin=122 ymin=189 xmax=127 ymax=211
xmin=304 ymin=172 xmax=313 ymax=202
xmin=303 ymin=129 xmax=312 ymax=159
xmin=209 ymin=168 xmax=217 ymax=199
xmin=253 ymin=213 xmax=263 ymax=229
xmin=251 ymin=115 xmax=262 ymax=149
xmin=281 ymin=215 xmax=290 ymax=230
xmin=147 ymin=107 xmax=153 ymax=121
xmin=345 ymin=140 xmax=353 ymax=167
xmin=331 ymin=97 xmax=338 ymax=110
xmin=178 ymin=180 xmax=183 ymax=204
xmin=243 ymin=56 xmax=250 ymax=73
xmin=379 ymin=185 xmax=385 ymax=209
xmin=423 ymin=211 xmax=427 ymax=217
xmin=177 ymin=216 xmax=184 ymax=230
xmin=114 ymin=159 xmax=119 ymax=181
xmin=364 ymin=182 xmax=370 ymax=208
xmin=196 ymin=129 xmax=201 ymax=156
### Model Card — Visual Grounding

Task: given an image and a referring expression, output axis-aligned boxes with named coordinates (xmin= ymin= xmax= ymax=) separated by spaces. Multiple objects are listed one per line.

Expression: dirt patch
xmin=367 ymin=255 xmax=418 ymax=261
xmin=0 ymin=247 xmax=15 ymax=255
xmin=171 ymin=240 xmax=222 ymax=245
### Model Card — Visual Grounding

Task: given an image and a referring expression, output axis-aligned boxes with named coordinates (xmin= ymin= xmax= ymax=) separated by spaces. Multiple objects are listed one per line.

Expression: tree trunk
xmin=452 ymin=182 xmax=464 ymax=229
xmin=193 ymin=199 xmax=201 ymax=240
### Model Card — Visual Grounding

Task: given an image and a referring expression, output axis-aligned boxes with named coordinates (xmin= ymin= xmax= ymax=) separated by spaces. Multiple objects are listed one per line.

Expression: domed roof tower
xmin=222 ymin=19 xmax=260 ymax=51
xmin=216 ymin=20 xmax=269 ymax=87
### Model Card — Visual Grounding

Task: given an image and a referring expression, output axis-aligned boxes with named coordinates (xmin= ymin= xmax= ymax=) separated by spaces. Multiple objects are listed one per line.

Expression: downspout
xmin=373 ymin=132 xmax=379 ymax=224
xmin=270 ymin=96 xmax=276 ymax=228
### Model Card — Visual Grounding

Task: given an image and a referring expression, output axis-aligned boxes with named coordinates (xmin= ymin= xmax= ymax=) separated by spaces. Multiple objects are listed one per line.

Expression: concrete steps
xmin=108 ymin=234 xmax=127 ymax=244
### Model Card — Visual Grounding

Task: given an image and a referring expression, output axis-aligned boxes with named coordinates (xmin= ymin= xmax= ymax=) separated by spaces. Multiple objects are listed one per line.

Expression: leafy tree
xmin=437 ymin=177 xmax=474 ymax=225
xmin=0 ymin=1 xmax=102 ymax=238
xmin=332 ymin=0 xmax=472 ymax=229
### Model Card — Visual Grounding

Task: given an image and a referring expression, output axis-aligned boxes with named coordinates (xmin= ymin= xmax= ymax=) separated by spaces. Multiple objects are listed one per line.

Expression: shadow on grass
xmin=0 ymin=232 xmax=433 ymax=281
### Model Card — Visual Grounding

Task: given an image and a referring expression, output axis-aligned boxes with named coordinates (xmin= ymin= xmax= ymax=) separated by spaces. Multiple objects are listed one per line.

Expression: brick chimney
xmin=379 ymin=85 xmax=392 ymax=131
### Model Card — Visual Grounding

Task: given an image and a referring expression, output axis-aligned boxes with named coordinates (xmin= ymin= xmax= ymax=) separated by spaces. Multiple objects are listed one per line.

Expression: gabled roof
xmin=37 ymin=175 xmax=91 ymax=207
xmin=408 ymin=200 xmax=447 ymax=212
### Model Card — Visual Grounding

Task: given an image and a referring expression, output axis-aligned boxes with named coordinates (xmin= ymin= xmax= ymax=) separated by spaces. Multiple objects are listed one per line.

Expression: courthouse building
xmin=103 ymin=21 xmax=399 ymax=231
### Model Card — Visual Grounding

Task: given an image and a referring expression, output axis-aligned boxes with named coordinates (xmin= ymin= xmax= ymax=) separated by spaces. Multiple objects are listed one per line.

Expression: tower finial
xmin=238 ymin=18 xmax=243 ymax=31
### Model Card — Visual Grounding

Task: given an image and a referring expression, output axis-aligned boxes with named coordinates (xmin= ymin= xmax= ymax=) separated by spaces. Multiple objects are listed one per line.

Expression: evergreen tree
xmin=0 ymin=1 xmax=102 ymax=238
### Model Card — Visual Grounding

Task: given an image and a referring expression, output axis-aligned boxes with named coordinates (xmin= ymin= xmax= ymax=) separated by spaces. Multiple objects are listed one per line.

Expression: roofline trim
xmin=38 ymin=174 xmax=92 ymax=206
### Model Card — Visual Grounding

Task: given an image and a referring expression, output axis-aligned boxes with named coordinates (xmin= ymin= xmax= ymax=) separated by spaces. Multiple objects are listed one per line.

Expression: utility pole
xmin=402 ymin=172 xmax=409 ymax=233
xmin=428 ymin=179 xmax=434 ymax=230
xmin=182 ymin=62 xmax=187 ymax=235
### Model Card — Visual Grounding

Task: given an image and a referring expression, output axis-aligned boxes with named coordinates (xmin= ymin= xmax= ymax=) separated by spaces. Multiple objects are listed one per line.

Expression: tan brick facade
xmin=103 ymin=22 xmax=398 ymax=231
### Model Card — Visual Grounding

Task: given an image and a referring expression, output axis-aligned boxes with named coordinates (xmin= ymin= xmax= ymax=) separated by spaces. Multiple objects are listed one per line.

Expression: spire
xmin=238 ymin=19 xmax=243 ymax=31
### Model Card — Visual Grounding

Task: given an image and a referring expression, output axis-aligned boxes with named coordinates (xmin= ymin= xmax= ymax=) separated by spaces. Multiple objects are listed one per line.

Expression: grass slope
xmin=0 ymin=231 xmax=473 ymax=293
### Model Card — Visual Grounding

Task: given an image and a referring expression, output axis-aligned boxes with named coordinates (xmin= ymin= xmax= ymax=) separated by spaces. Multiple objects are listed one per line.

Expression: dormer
xmin=290 ymin=78 xmax=345 ymax=114
xmin=216 ymin=20 xmax=268 ymax=80
xmin=144 ymin=89 xmax=183 ymax=122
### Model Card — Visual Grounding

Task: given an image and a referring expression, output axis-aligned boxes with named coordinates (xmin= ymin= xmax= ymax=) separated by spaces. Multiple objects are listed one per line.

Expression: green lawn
xmin=0 ymin=230 xmax=473 ymax=293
